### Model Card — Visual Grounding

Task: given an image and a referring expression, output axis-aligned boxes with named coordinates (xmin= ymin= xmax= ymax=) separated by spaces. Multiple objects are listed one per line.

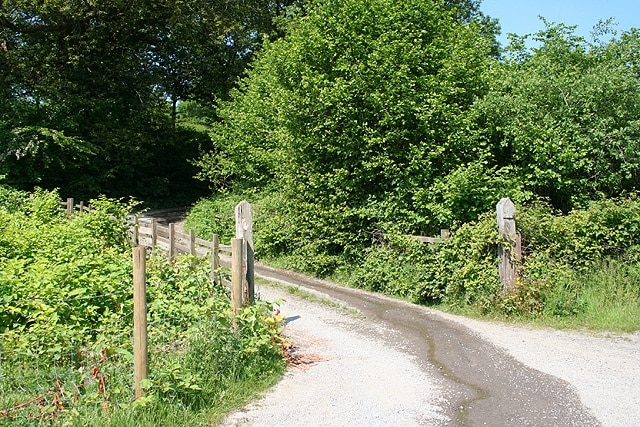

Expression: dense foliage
xmin=196 ymin=0 xmax=498 ymax=273
xmin=473 ymin=23 xmax=640 ymax=212
xmin=0 ymin=0 xmax=298 ymax=202
xmin=193 ymin=0 xmax=640 ymax=280
xmin=344 ymin=196 xmax=640 ymax=330
xmin=185 ymin=0 xmax=640 ymax=330
xmin=0 ymin=187 xmax=286 ymax=425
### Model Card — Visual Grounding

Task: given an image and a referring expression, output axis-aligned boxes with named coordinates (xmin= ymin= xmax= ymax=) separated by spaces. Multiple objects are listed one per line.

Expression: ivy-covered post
xmin=497 ymin=198 xmax=521 ymax=291
xmin=235 ymin=201 xmax=254 ymax=304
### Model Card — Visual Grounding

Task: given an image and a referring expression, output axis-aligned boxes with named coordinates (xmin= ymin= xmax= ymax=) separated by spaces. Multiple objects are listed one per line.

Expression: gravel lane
xmin=435 ymin=312 xmax=640 ymax=427
xmin=221 ymin=280 xmax=640 ymax=427
xmin=145 ymin=211 xmax=640 ymax=426
xmin=221 ymin=284 xmax=451 ymax=426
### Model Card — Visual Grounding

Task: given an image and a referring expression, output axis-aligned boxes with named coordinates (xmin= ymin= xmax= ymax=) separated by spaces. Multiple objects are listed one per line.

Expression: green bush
xmin=347 ymin=213 xmax=501 ymax=308
xmin=186 ymin=190 xmax=330 ymax=273
xmin=1 ymin=189 xmax=286 ymax=426
xmin=0 ymin=183 xmax=27 ymax=213
xmin=347 ymin=197 xmax=640 ymax=330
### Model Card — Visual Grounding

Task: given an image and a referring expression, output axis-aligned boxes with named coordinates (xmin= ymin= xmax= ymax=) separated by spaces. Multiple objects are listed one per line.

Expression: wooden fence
xmin=132 ymin=217 xmax=227 ymax=285
xmin=61 ymin=197 xmax=256 ymax=400
xmin=63 ymin=196 xmax=521 ymax=292
xmin=60 ymin=197 xmax=91 ymax=215
xmin=59 ymin=198 xmax=254 ymax=293
xmin=409 ymin=198 xmax=522 ymax=291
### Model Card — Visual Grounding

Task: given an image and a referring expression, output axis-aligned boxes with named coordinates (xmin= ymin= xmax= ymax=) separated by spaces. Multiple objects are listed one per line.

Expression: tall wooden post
xmin=132 ymin=246 xmax=148 ymax=400
xmin=211 ymin=234 xmax=220 ymax=285
xmin=168 ymin=223 xmax=175 ymax=262
xmin=497 ymin=198 xmax=521 ymax=291
xmin=231 ymin=238 xmax=244 ymax=314
xmin=235 ymin=201 xmax=254 ymax=304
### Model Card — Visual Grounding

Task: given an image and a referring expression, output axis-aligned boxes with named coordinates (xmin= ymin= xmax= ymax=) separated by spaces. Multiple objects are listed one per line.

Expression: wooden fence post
xmin=66 ymin=198 xmax=74 ymax=216
xmin=211 ymin=234 xmax=220 ymax=285
xmin=168 ymin=223 xmax=175 ymax=262
xmin=235 ymin=201 xmax=254 ymax=304
xmin=133 ymin=216 xmax=139 ymax=246
xmin=151 ymin=218 xmax=157 ymax=248
xmin=189 ymin=229 xmax=196 ymax=256
xmin=132 ymin=246 xmax=148 ymax=400
xmin=497 ymin=198 xmax=521 ymax=291
xmin=231 ymin=238 xmax=244 ymax=314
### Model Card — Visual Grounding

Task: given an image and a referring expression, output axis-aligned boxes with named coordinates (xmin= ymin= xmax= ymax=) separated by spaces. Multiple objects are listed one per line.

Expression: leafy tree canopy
xmin=473 ymin=21 xmax=640 ymax=212
xmin=0 ymin=0 xmax=297 ymax=201
xmin=197 ymin=0 xmax=497 ymax=268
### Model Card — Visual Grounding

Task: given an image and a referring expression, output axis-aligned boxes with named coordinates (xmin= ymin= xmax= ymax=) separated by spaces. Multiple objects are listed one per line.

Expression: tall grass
xmin=562 ymin=260 xmax=640 ymax=332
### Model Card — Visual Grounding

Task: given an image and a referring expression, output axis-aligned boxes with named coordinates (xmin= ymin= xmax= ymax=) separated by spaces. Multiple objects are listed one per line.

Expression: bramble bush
xmin=346 ymin=213 xmax=501 ymax=309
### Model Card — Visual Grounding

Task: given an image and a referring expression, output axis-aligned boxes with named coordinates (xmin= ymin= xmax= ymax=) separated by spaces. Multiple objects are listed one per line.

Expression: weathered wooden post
xmin=132 ymin=246 xmax=148 ymax=400
xmin=168 ymin=223 xmax=175 ymax=262
xmin=66 ymin=198 xmax=74 ymax=216
xmin=231 ymin=238 xmax=244 ymax=314
xmin=133 ymin=216 xmax=139 ymax=246
xmin=189 ymin=229 xmax=196 ymax=256
xmin=497 ymin=198 xmax=521 ymax=291
xmin=211 ymin=233 xmax=220 ymax=285
xmin=235 ymin=201 xmax=254 ymax=304
xmin=151 ymin=218 xmax=157 ymax=248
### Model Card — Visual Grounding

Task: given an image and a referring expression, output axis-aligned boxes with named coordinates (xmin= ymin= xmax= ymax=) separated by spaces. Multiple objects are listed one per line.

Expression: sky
xmin=480 ymin=0 xmax=640 ymax=46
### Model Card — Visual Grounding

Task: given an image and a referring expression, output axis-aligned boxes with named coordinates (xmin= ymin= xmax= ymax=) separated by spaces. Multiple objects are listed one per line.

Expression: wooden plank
xmin=195 ymin=237 xmax=213 ymax=248
xmin=408 ymin=235 xmax=442 ymax=244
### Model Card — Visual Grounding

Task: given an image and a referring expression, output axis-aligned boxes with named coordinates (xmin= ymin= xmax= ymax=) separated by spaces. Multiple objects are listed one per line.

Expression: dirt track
xmin=235 ymin=264 xmax=615 ymax=426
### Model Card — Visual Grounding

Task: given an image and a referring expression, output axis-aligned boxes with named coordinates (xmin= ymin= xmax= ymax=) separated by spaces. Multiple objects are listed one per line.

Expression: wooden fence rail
xmin=408 ymin=229 xmax=451 ymax=244
xmin=60 ymin=199 xmax=253 ymax=293
xmin=59 ymin=197 xmax=91 ymax=216
xmin=61 ymin=198 xmax=254 ymax=401
xmin=133 ymin=217 xmax=229 ymax=286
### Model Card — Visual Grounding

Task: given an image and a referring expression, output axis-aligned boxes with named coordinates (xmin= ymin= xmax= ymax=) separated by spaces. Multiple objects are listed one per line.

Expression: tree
xmin=0 ymin=0 xmax=296 ymax=200
xmin=198 ymin=0 xmax=496 ymax=269
xmin=473 ymin=22 xmax=640 ymax=212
